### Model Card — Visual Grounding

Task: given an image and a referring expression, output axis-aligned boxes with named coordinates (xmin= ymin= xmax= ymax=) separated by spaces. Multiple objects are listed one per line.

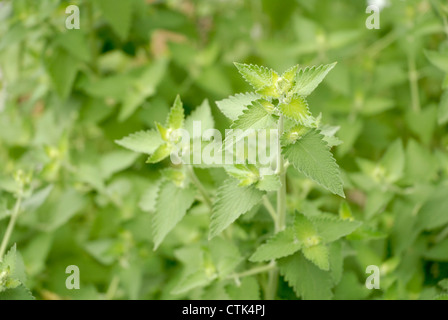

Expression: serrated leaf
xmin=294 ymin=213 xmax=321 ymax=247
xmin=278 ymin=252 xmax=333 ymax=300
xmin=216 ymin=92 xmax=261 ymax=121
xmin=167 ymin=95 xmax=184 ymax=130
xmin=139 ymin=179 xmax=162 ymax=212
xmin=146 ymin=143 xmax=172 ymax=164
xmin=0 ymin=245 xmax=26 ymax=285
xmin=115 ymin=130 xmax=163 ymax=155
xmin=319 ymin=125 xmax=342 ymax=147
xmin=283 ymin=129 xmax=344 ymax=197
xmin=225 ymin=164 xmax=259 ymax=187
xmin=153 ymin=181 xmax=196 ymax=249
xmin=291 ymin=62 xmax=336 ymax=96
xmin=172 ymin=270 xmax=214 ymax=295
xmin=184 ymin=100 xmax=215 ymax=138
xmin=255 ymin=175 xmax=281 ymax=192
xmin=96 ymin=0 xmax=133 ymax=40
xmin=302 ymin=244 xmax=330 ymax=271
xmin=234 ymin=63 xmax=279 ymax=91
xmin=232 ymin=100 xmax=276 ymax=130
xmin=310 ymin=216 xmax=362 ymax=243
xmin=278 ymin=94 xmax=311 ymax=123
xmin=0 ymin=285 xmax=34 ymax=300
xmin=249 ymin=228 xmax=301 ymax=262
xmin=281 ymin=65 xmax=298 ymax=84
xmin=209 ymin=179 xmax=264 ymax=239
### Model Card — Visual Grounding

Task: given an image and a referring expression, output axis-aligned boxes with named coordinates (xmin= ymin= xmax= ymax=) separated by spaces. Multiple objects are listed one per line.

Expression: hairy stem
xmin=188 ymin=166 xmax=213 ymax=210
xmin=0 ymin=193 xmax=23 ymax=261
xmin=276 ymin=114 xmax=287 ymax=232
xmin=266 ymin=114 xmax=287 ymax=300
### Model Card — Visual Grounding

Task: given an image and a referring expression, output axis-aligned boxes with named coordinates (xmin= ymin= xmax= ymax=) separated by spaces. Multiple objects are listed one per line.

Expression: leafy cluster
xmin=1 ymin=0 xmax=448 ymax=300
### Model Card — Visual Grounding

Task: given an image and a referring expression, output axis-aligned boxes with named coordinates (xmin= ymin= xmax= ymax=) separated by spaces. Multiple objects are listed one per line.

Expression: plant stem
xmin=266 ymin=114 xmax=287 ymax=300
xmin=187 ymin=166 xmax=213 ymax=210
xmin=0 ymin=194 xmax=23 ymax=261
xmin=262 ymin=195 xmax=277 ymax=227
xmin=105 ymin=275 xmax=120 ymax=300
xmin=407 ymin=48 xmax=421 ymax=113
xmin=276 ymin=114 xmax=287 ymax=233
xmin=227 ymin=262 xmax=275 ymax=281
xmin=87 ymin=0 xmax=98 ymax=73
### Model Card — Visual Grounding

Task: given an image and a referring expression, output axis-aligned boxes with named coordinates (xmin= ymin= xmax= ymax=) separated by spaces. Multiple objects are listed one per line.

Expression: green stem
xmin=407 ymin=49 xmax=420 ymax=113
xmin=188 ymin=166 xmax=213 ymax=210
xmin=105 ymin=275 xmax=120 ymax=300
xmin=0 ymin=194 xmax=23 ymax=261
xmin=262 ymin=195 xmax=277 ymax=227
xmin=266 ymin=114 xmax=287 ymax=300
xmin=87 ymin=1 xmax=98 ymax=73
xmin=276 ymin=114 xmax=287 ymax=233
xmin=227 ymin=262 xmax=275 ymax=281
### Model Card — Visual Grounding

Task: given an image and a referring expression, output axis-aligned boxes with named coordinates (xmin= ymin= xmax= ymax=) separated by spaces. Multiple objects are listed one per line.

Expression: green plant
xmin=116 ymin=62 xmax=362 ymax=299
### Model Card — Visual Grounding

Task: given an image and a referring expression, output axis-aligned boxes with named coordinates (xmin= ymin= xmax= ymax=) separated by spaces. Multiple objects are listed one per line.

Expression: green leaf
xmin=278 ymin=252 xmax=333 ymax=300
xmin=167 ymin=95 xmax=184 ymax=130
xmin=146 ymin=143 xmax=172 ymax=164
xmin=216 ymin=92 xmax=261 ymax=121
xmin=0 ymin=285 xmax=34 ymax=300
xmin=139 ymin=179 xmax=162 ymax=212
xmin=225 ymin=164 xmax=259 ymax=187
xmin=333 ymin=272 xmax=370 ymax=300
xmin=283 ymin=129 xmax=345 ymax=197
xmin=302 ymin=244 xmax=330 ymax=271
xmin=184 ymin=100 xmax=215 ymax=138
xmin=45 ymin=48 xmax=79 ymax=99
xmin=231 ymin=100 xmax=276 ymax=130
xmin=0 ymin=245 xmax=26 ymax=285
xmin=278 ymin=94 xmax=311 ymax=123
xmin=209 ymin=238 xmax=241 ymax=278
xmin=115 ymin=130 xmax=163 ymax=155
xmin=234 ymin=63 xmax=279 ymax=91
xmin=379 ymin=139 xmax=405 ymax=183
xmin=291 ymin=62 xmax=336 ymax=96
xmin=209 ymin=179 xmax=264 ymax=239
xmin=439 ymin=90 xmax=448 ymax=125
xmin=249 ymin=228 xmax=301 ymax=262
xmin=96 ymin=0 xmax=133 ymax=40
xmin=119 ymin=59 xmax=168 ymax=121
xmin=153 ymin=181 xmax=196 ymax=249
xmin=425 ymin=50 xmax=448 ymax=73
xmin=418 ymin=185 xmax=448 ymax=230
xmin=54 ymin=30 xmax=91 ymax=62
xmin=310 ymin=216 xmax=362 ymax=243
xmin=226 ymin=277 xmax=260 ymax=300
xmin=294 ymin=213 xmax=321 ymax=247
xmin=424 ymin=239 xmax=448 ymax=261
xmin=255 ymin=175 xmax=281 ymax=192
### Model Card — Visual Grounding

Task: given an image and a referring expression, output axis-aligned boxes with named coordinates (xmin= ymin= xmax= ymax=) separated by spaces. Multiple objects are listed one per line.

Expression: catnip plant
xmin=116 ymin=62 xmax=362 ymax=299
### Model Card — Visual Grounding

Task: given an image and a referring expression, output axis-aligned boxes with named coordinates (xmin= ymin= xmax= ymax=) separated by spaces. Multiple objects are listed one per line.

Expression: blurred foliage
xmin=0 ymin=0 xmax=448 ymax=300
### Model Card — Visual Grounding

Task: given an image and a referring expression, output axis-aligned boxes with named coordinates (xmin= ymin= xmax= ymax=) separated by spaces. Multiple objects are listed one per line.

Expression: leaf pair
xmin=234 ymin=62 xmax=336 ymax=99
xmin=250 ymin=212 xmax=361 ymax=271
